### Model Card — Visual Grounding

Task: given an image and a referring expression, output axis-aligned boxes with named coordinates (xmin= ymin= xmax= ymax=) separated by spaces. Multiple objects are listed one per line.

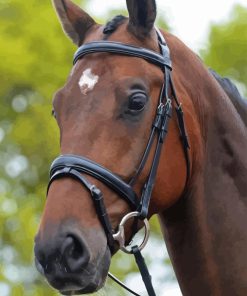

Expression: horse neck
xmin=159 ymin=39 xmax=247 ymax=296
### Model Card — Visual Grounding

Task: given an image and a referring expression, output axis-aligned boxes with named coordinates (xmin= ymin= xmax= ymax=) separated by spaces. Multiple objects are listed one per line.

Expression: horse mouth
xmin=60 ymin=290 xmax=93 ymax=295
xmin=58 ymin=276 xmax=107 ymax=295
xmin=47 ymin=261 xmax=108 ymax=295
xmin=59 ymin=285 xmax=99 ymax=295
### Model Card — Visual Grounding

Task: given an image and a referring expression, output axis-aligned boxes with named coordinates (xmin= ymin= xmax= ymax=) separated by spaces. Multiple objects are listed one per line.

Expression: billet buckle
xmin=113 ymin=211 xmax=150 ymax=254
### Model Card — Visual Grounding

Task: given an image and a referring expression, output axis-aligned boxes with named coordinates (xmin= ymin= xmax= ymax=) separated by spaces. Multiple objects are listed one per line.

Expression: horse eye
xmin=128 ymin=93 xmax=147 ymax=112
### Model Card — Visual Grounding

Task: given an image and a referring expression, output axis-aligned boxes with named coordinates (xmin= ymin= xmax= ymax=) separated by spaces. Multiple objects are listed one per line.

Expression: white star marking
xmin=78 ymin=68 xmax=99 ymax=95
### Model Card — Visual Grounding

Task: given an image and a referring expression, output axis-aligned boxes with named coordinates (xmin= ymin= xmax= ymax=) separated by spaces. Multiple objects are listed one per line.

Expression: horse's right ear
xmin=126 ymin=0 xmax=157 ymax=37
xmin=52 ymin=0 xmax=96 ymax=45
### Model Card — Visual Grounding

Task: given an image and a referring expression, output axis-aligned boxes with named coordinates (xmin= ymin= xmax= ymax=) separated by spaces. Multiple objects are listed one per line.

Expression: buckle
xmin=113 ymin=212 xmax=150 ymax=254
xmin=153 ymin=103 xmax=165 ymax=129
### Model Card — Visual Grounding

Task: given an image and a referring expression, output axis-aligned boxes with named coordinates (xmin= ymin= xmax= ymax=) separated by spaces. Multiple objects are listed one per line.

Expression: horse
xmin=34 ymin=0 xmax=247 ymax=295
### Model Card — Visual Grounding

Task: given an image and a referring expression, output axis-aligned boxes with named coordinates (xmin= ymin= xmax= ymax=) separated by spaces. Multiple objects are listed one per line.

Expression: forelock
xmin=103 ymin=15 xmax=127 ymax=38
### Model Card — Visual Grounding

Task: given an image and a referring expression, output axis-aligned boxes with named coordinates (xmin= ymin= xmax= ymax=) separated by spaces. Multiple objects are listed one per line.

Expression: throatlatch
xmin=48 ymin=28 xmax=190 ymax=296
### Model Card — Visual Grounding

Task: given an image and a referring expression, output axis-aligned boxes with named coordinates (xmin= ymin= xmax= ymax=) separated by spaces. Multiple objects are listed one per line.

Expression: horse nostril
xmin=35 ymin=257 xmax=45 ymax=275
xmin=61 ymin=236 xmax=83 ymax=260
xmin=61 ymin=235 xmax=90 ymax=272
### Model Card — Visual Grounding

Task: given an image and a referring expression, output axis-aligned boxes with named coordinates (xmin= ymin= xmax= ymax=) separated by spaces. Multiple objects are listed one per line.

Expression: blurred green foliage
xmin=0 ymin=0 xmax=246 ymax=296
xmin=202 ymin=5 xmax=247 ymax=96
xmin=0 ymin=0 xmax=76 ymax=295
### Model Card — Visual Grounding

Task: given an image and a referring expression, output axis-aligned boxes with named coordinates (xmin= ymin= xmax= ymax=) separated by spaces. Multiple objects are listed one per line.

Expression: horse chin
xmin=59 ymin=282 xmax=104 ymax=296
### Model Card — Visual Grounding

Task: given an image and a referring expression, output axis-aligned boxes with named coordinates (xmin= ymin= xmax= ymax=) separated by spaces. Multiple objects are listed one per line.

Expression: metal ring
xmin=113 ymin=211 xmax=150 ymax=254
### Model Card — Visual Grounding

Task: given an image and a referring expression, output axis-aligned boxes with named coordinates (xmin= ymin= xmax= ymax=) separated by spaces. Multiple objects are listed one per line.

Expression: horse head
xmin=34 ymin=0 xmax=189 ymax=294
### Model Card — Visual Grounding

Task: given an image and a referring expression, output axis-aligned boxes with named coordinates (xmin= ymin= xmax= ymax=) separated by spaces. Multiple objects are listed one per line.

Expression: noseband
xmin=48 ymin=29 xmax=190 ymax=296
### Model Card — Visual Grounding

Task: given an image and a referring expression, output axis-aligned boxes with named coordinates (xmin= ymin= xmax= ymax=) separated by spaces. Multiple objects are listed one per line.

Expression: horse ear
xmin=126 ymin=0 xmax=157 ymax=37
xmin=52 ymin=0 xmax=96 ymax=45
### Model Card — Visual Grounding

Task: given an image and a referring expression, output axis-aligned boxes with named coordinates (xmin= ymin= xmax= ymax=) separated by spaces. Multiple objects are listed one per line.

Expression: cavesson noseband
xmin=48 ymin=29 xmax=190 ymax=296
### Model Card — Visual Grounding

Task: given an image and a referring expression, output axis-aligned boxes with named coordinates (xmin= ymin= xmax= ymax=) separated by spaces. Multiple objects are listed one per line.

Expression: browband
xmin=73 ymin=41 xmax=172 ymax=70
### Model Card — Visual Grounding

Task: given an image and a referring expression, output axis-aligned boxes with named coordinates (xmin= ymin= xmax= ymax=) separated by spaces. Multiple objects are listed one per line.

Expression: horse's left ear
xmin=126 ymin=0 xmax=157 ymax=37
xmin=52 ymin=0 xmax=96 ymax=45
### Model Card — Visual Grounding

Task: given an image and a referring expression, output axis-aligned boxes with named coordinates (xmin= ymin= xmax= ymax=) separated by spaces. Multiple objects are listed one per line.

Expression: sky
xmin=87 ymin=1 xmax=247 ymax=295
xmin=88 ymin=0 xmax=247 ymax=53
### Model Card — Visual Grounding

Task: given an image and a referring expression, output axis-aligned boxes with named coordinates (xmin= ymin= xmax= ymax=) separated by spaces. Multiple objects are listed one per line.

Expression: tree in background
xmin=202 ymin=5 xmax=247 ymax=96
xmin=0 ymin=1 xmax=77 ymax=295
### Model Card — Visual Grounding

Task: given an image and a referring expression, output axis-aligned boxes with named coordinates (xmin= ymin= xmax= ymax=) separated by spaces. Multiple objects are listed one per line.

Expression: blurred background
xmin=0 ymin=0 xmax=246 ymax=295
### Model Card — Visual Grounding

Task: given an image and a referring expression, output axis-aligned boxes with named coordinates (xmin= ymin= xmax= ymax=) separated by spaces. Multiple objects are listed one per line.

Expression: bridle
xmin=47 ymin=29 xmax=190 ymax=296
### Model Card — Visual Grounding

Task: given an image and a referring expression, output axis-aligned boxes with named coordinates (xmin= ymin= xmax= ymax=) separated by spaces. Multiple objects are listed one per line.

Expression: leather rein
xmin=48 ymin=29 xmax=190 ymax=296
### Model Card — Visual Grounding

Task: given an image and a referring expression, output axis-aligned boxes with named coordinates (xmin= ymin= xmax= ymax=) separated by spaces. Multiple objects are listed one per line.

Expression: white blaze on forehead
xmin=78 ymin=68 xmax=99 ymax=95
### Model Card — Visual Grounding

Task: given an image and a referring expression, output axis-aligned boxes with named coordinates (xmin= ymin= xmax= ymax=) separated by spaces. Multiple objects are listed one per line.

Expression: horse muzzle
xmin=34 ymin=224 xmax=110 ymax=294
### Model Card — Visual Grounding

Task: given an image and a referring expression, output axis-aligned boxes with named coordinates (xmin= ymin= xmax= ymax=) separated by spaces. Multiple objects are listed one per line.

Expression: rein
xmin=48 ymin=29 xmax=190 ymax=296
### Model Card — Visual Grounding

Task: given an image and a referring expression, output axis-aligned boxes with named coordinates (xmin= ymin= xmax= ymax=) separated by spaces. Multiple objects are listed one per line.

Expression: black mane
xmin=103 ymin=15 xmax=127 ymax=38
xmin=210 ymin=69 xmax=247 ymax=126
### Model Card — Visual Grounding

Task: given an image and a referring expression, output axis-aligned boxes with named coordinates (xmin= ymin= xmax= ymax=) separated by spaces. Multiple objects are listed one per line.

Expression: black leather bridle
xmin=48 ymin=29 xmax=190 ymax=296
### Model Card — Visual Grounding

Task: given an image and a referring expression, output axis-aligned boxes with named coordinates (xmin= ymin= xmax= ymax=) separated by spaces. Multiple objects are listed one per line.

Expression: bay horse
xmin=34 ymin=0 xmax=247 ymax=295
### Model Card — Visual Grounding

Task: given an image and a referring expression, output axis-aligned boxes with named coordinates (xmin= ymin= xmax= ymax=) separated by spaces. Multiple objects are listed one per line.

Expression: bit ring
xmin=113 ymin=211 xmax=150 ymax=254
